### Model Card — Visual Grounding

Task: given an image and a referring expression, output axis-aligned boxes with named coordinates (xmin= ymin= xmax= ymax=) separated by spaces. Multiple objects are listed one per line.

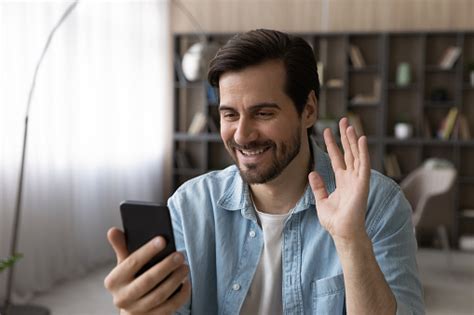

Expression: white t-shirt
xmin=240 ymin=206 xmax=292 ymax=315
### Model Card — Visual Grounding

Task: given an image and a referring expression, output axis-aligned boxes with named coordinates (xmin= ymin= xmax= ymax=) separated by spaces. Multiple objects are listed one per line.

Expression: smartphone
xmin=120 ymin=200 xmax=177 ymax=277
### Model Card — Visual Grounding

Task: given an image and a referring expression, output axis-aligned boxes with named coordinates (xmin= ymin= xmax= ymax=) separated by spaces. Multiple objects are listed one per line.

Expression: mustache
xmin=227 ymin=139 xmax=275 ymax=151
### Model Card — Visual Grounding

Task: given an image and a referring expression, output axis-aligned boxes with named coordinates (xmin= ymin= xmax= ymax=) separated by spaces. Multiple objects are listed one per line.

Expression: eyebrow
xmin=219 ymin=103 xmax=281 ymax=112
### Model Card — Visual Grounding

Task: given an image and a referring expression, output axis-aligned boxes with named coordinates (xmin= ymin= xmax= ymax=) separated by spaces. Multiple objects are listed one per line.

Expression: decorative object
xmin=394 ymin=114 xmax=413 ymax=139
xmin=181 ymin=41 xmax=219 ymax=82
xmin=396 ymin=62 xmax=411 ymax=86
xmin=395 ymin=122 xmax=413 ymax=139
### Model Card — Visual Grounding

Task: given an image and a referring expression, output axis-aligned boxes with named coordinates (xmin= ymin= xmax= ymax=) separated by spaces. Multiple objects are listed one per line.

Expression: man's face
xmin=218 ymin=60 xmax=306 ymax=184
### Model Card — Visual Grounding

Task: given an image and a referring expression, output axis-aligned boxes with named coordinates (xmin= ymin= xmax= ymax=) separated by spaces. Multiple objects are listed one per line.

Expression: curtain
xmin=0 ymin=0 xmax=172 ymax=302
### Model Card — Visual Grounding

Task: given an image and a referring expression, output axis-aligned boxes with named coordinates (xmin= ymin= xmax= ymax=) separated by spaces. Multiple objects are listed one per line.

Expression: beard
xmin=225 ymin=125 xmax=302 ymax=184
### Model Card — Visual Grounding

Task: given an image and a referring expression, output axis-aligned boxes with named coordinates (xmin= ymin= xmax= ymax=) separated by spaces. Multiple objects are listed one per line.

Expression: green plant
xmin=0 ymin=254 xmax=22 ymax=273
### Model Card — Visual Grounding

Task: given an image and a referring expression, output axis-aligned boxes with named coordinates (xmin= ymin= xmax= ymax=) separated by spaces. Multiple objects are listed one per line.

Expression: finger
xmin=339 ymin=117 xmax=354 ymax=170
xmin=152 ymin=278 xmax=192 ymax=315
xmin=346 ymin=126 xmax=360 ymax=170
xmin=107 ymin=227 xmax=128 ymax=264
xmin=323 ymin=128 xmax=345 ymax=171
xmin=131 ymin=264 xmax=189 ymax=312
xmin=124 ymin=251 xmax=186 ymax=304
xmin=107 ymin=236 xmax=167 ymax=287
xmin=308 ymin=171 xmax=328 ymax=201
xmin=358 ymin=135 xmax=371 ymax=178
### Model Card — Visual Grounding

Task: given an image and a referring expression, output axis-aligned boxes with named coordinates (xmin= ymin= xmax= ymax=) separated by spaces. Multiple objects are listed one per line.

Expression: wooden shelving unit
xmin=173 ymin=31 xmax=474 ymax=246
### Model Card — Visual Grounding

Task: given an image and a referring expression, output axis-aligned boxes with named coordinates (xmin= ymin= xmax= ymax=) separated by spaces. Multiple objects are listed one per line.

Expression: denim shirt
xmin=168 ymin=140 xmax=424 ymax=315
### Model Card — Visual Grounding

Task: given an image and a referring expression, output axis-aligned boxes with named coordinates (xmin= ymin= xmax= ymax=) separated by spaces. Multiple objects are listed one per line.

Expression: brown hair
xmin=208 ymin=29 xmax=319 ymax=127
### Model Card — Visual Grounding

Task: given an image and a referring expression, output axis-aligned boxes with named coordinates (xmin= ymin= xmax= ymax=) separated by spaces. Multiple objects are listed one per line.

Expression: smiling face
xmin=219 ymin=60 xmax=315 ymax=184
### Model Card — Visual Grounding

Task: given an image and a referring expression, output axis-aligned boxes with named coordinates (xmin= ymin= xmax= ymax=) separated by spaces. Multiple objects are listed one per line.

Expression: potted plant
xmin=0 ymin=255 xmax=22 ymax=315
xmin=394 ymin=114 xmax=414 ymax=139
xmin=0 ymin=254 xmax=22 ymax=273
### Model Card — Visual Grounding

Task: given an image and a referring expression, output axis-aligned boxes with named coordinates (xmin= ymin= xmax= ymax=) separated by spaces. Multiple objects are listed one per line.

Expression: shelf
xmin=387 ymin=83 xmax=419 ymax=90
xmin=384 ymin=137 xmax=422 ymax=145
xmin=348 ymin=65 xmax=379 ymax=73
xmin=457 ymin=140 xmax=474 ymax=146
xmin=421 ymin=138 xmax=458 ymax=145
xmin=174 ymin=31 xmax=474 ymax=242
xmin=459 ymin=177 xmax=474 ymax=184
xmin=425 ymin=65 xmax=457 ymax=72
xmin=175 ymin=132 xmax=222 ymax=142
xmin=320 ymin=85 xmax=344 ymax=91
xmin=424 ymin=100 xmax=456 ymax=108
xmin=348 ymin=102 xmax=381 ymax=107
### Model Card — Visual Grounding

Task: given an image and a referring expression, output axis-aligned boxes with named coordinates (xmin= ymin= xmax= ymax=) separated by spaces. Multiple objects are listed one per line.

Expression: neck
xmin=250 ymin=138 xmax=312 ymax=215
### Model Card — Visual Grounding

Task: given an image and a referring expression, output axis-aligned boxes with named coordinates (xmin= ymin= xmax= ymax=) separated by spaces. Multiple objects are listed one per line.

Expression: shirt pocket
xmin=311 ymin=273 xmax=345 ymax=314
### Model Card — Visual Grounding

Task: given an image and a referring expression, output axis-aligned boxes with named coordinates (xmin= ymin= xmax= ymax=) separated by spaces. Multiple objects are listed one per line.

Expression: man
xmin=104 ymin=29 xmax=424 ymax=314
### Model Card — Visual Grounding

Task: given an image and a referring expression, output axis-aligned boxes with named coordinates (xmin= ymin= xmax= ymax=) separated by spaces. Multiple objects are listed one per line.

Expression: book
xmin=458 ymin=114 xmax=471 ymax=140
xmin=384 ymin=154 xmax=402 ymax=178
xmin=317 ymin=61 xmax=324 ymax=86
xmin=326 ymin=79 xmax=344 ymax=88
xmin=187 ymin=112 xmax=208 ymax=134
xmin=349 ymin=45 xmax=366 ymax=68
xmin=439 ymin=46 xmax=461 ymax=69
xmin=440 ymin=107 xmax=459 ymax=139
xmin=347 ymin=112 xmax=364 ymax=137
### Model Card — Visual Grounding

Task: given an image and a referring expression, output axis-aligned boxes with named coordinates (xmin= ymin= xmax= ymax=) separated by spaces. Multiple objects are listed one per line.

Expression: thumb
xmin=107 ymin=227 xmax=128 ymax=264
xmin=308 ymin=171 xmax=328 ymax=201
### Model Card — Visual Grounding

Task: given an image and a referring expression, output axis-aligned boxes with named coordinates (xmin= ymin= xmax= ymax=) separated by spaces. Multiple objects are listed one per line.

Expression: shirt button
xmin=249 ymin=230 xmax=256 ymax=238
xmin=232 ymin=283 xmax=241 ymax=291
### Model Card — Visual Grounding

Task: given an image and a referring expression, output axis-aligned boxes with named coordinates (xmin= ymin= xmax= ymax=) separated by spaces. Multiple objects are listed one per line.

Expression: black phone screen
xmin=120 ymin=201 xmax=176 ymax=277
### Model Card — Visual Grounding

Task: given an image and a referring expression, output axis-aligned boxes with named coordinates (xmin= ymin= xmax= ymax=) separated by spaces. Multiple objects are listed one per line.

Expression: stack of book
xmin=436 ymin=107 xmax=471 ymax=140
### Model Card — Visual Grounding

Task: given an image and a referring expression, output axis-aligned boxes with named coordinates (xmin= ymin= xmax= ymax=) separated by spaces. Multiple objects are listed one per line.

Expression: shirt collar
xmin=217 ymin=136 xmax=336 ymax=213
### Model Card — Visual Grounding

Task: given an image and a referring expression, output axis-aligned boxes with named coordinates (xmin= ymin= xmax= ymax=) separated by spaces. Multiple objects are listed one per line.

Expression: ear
xmin=303 ymin=90 xmax=318 ymax=128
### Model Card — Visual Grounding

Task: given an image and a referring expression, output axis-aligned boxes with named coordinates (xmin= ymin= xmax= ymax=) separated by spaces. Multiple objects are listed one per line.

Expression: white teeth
xmin=240 ymin=148 xmax=266 ymax=156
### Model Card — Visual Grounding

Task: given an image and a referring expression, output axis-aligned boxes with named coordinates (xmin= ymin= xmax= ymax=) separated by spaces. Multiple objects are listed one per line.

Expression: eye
xmin=255 ymin=111 xmax=274 ymax=119
xmin=221 ymin=111 xmax=238 ymax=121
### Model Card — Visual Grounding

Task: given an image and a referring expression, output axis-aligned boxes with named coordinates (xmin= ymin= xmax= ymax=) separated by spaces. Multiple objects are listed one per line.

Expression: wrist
xmin=332 ymin=231 xmax=372 ymax=254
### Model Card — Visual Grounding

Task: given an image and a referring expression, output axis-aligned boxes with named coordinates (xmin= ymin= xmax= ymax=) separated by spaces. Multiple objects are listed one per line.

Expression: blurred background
xmin=0 ymin=0 xmax=473 ymax=314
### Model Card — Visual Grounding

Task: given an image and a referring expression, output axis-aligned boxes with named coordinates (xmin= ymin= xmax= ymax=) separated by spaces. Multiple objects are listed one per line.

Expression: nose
xmin=234 ymin=117 xmax=258 ymax=146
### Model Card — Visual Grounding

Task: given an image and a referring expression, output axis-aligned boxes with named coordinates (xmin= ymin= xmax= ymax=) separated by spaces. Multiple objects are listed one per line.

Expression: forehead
xmin=218 ymin=60 xmax=289 ymax=107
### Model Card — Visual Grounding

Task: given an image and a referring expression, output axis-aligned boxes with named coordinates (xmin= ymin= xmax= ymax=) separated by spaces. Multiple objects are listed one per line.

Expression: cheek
xmin=220 ymin=121 xmax=233 ymax=142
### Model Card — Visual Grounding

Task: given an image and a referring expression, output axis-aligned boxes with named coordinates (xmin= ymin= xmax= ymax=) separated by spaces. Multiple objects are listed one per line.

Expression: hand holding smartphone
xmin=104 ymin=201 xmax=190 ymax=313
xmin=119 ymin=200 xmax=178 ymax=277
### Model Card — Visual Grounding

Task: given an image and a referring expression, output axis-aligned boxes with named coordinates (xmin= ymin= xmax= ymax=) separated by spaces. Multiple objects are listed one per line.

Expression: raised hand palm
xmin=309 ymin=118 xmax=370 ymax=241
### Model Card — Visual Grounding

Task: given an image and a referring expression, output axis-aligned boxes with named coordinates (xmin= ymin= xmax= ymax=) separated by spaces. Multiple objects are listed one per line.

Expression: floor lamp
xmin=0 ymin=2 xmax=78 ymax=314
